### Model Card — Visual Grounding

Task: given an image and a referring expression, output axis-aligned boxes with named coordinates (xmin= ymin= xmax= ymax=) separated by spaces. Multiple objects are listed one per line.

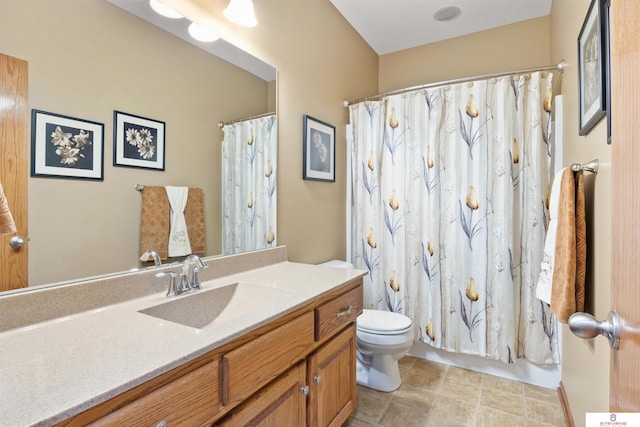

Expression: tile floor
xmin=343 ymin=356 xmax=566 ymax=427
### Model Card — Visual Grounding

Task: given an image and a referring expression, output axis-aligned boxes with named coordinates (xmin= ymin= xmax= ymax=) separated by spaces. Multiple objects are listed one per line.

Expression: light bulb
xmin=188 ymin=22 xmax=220 ymax=42
xmin=149 ymin=0 xmax=183 ymax=19
xmin=223 ymin=0 xmax=257 ymax=27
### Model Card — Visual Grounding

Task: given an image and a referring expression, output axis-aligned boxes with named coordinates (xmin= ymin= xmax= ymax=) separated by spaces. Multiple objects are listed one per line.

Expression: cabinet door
xmin=307 ymin=324 xmax=356 ymax=427
xmin=217 ymin=362 xmax=307 ymax=427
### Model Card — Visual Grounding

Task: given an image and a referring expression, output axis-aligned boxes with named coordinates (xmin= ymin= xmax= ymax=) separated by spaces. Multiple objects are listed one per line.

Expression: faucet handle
xmin=156 ymin=271 xmax=179 ymax=297
xmin=179 ymin=272 xmax=191 ymax=294
xmin=190 ymin=267 xmax=202 ymax=290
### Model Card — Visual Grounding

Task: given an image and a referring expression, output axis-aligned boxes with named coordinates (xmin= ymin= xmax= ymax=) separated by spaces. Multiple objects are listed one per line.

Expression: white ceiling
xmin=107 ymin=0 xmax=277 ymax=82
xmin=330 ymin=0 xmax=553 ymax=55
xmin=108 ymin=0 xmax=552 ymax=78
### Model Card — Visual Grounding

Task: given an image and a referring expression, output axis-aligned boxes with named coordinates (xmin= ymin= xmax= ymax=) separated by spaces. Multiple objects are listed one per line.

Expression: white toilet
xmin=356 ymin=309 xmax=413 ymax=392
xmin=319 ymin=260 xmax=414 ymax=392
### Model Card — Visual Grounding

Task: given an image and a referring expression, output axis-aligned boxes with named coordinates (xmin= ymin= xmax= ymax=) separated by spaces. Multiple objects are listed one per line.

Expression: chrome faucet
xmin=140 ymin=249 xmax=162 ymax=268
xmin=179 ymin=254 xmax=208 ymax=293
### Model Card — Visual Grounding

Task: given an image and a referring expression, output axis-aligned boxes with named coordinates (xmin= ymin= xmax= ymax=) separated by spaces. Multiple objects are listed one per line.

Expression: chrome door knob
xmin=568 ymin=311 xmax=620 ymax=350
xmin=9 ymin=235 xmax=25 ymax=249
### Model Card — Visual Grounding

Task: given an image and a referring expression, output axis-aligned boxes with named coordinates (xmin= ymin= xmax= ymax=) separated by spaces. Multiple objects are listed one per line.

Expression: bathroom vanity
xmin=0 ymin=247 xmax=365 ymax=426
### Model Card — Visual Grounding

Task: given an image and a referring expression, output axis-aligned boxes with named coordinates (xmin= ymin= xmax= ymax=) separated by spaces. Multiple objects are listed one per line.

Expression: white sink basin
xmin=138 ymin=282 xmax=293 ymax=329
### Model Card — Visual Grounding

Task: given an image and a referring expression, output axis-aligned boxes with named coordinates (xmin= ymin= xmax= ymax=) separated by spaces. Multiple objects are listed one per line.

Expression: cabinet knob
xmin=300 ymin=385 xmax=310 ymax=396
xmin=313 ymin=375 xmax=322 ymax=383
xmin=156 ymin=421 xmax=167 ymax=427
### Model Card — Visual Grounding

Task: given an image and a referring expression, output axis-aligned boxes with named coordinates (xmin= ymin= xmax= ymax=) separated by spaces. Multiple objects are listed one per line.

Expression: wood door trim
xmin=610 ymin=0 xmax=640 ymax=411
xmin=557 ymin=381 xmax=575 ymax=427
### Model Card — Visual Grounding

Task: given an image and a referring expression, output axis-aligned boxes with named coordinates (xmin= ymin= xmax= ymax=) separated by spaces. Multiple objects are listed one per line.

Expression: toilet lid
xmin=357 ymin=309 xmax=412 ymax=334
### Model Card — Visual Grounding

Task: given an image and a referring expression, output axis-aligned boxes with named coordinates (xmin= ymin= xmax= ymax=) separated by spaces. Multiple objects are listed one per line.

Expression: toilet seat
xmin=357 ymin=309 xmax=412 ymax=335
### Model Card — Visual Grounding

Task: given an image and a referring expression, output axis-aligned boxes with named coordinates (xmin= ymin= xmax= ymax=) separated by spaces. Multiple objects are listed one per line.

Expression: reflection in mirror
xmin=0 ymin=0 xmax=276 ymax=291
xmin=221 ymin=113 xmax=277 ymax=255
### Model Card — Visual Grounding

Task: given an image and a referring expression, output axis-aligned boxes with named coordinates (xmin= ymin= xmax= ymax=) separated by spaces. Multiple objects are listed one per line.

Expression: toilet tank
xmin=319 ymin=260 xmax=355 ymax=269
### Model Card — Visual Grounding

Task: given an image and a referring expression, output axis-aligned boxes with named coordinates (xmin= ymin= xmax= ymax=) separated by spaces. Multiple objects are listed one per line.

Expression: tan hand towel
xmin=140 ymin=186 xmax=170 ymax=260
xmin=574 ymin=171 xmax=586 ymax=313
xmin=185 ymin=188 xmax=205 ymax=254
xmin=550 ymin=168 xmax=577 ymax=323
xmin=550 ymin=169 xmax=587 ymax=323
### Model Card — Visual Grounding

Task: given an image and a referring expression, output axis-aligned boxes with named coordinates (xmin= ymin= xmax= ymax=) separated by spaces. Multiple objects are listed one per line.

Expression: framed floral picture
xmin=303 ymin=114 xmax=335 ymax=182
xmin=577 ymin=0 xmax=607 ymax=136
xmin=113 ymin=111 xmax=165 ymax=170
xmin=31 ymin=109 xmax=104 ymax=180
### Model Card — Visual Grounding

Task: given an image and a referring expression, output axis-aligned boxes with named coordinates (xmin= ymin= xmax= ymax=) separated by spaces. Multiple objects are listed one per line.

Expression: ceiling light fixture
xmin=433 ymin=6 xmax=462 ymax=22
xmin=188 ymin=22 xmax=220 ymax=42
xmin=149 ymin=0 xmax=183 ymax=19
xmin=223 ymin=0 xmax=258 ymax=27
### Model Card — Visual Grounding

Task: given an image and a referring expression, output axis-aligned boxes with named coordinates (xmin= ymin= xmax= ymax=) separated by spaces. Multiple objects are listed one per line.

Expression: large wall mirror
xmin=0 ymin=0 xmax=277 ymax=289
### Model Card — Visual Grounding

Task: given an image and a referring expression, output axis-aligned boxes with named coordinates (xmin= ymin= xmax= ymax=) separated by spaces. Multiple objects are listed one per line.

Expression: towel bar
xmin=571 ymin=159 xmax=598 ymax=174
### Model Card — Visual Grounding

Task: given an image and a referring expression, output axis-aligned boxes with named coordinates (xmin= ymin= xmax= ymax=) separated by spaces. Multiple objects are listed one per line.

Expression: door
xmin=0 ymin=53 xmax=28 ymax=291
xmin=610 ymin=0 xmax=640 ymax=410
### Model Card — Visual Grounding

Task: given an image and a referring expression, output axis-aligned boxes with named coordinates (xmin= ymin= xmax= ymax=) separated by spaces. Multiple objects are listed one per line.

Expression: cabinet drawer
xmin=221 ymin=312 xmax=315 ymax=407
xmin=314 ymin=284 xmax=363 ymax=341
xmin=90 ymin=360 xmax=219 ymax=426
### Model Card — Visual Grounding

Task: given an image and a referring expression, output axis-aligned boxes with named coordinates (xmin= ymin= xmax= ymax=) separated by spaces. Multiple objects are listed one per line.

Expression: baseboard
xmin=558 ymin=381 xmax=575 ymax=427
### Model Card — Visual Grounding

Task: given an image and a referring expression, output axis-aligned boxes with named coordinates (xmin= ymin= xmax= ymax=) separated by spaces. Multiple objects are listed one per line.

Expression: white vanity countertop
xmin=0 ymin=261 xmax=366 ymax=427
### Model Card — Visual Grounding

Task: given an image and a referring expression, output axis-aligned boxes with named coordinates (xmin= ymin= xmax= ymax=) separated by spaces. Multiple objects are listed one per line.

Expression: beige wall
xmin=379 ymin=16 xmax=551 ymax=92
xmin=551 ymin=0 xmax=611 ymax=424
xmin=1 ymin=0 xmax=271 ymax=285
xmin=171 ymin=0 xmax=379 ymax=265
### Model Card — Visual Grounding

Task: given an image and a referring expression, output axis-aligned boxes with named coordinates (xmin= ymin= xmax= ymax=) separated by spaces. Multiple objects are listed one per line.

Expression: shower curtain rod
xmin=343 ymin=60 xmax=566 ymax=107
xmin=218 ymin=111 xmax=276 ymax=129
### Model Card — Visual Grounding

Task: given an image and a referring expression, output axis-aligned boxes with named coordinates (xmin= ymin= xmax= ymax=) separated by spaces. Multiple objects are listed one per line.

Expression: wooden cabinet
xmin=217 ymin=362 xmax=307 ymax=427
xmin=308 ymin=325 xmax=357 ymax=427
xmin=219 ymin=283 xmax=362 ymax=427
xmin=58 ymin=279 xmax=363 ymax=427
xmin=219 ymin=324 xmax=358 ymax=427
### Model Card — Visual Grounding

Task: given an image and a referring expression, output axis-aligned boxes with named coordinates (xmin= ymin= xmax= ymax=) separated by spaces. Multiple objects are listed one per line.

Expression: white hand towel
xmin=166 ymin=186 xmax=192 ymax=257
xmin=536 ymin=167 xmax=565 ymax=304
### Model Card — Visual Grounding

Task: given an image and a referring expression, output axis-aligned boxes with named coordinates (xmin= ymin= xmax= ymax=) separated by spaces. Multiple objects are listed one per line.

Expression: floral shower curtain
xmin=349 ymin=72 xmax=559 ymax=364
xmin=222 ymin=115 xmax=277 ymax=255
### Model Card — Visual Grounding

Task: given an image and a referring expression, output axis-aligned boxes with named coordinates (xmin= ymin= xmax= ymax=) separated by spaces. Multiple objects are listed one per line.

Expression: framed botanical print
xmin=578 ymin=0 xmax=607 ymax=136
xmin=113 ymin=110 xmax=165 ymax=170
xmin=31 ymin=109 xmax=104 ymax=180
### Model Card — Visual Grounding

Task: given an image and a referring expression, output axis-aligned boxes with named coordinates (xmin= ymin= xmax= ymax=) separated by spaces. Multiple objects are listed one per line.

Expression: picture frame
xmin=303 ymin=115 xmax=335 ymax=182
xmin=577 ymin=0 xmax=607 ymax=136
xmin=113 ymin=110 xmax=165 ymax=170
xmin=602 ymin=0 xmax=611 ymax=144
xmin=31 ymin=109 xmax=104 ymax=180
